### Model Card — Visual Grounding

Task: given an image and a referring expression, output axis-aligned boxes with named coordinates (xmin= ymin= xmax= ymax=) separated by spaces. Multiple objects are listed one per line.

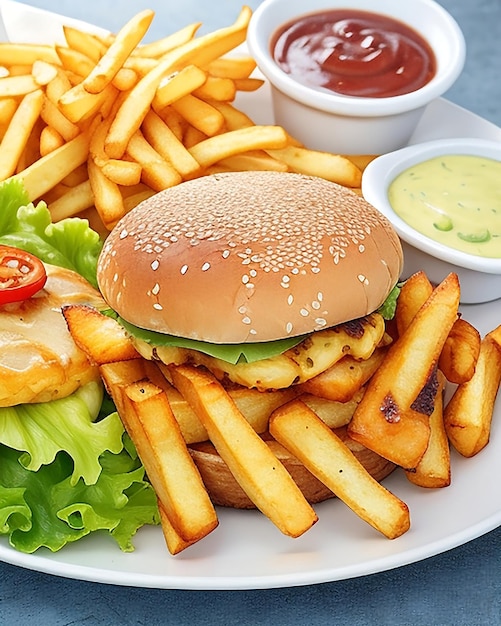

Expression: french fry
xmin=142 ymin=109 xmax=201 ymax=177
xmin=58 ymin=81 xmax=118 ymax=123
xmin=39 ymin=125 xmax=65 ymax=156
xmin=133 ymin=22 xmax=201 ymax=58
xmin=41 ymin=95 xmax=80 ymax=141
xmin=218 ymin=150 xmax=289 ymax=173
xmin=192 ymin=75 xmax=236 ymax=102
xmin=122 ymin=380 xmax=218 ymax=545
xmin=48 ymin=179 xmax=94 ymax=220
xmin=55 ymin=45 xmax=95 ymax=78
xmin=62 ymin=25 xmax=107 ymax=63
xmin=396 ymin=271 xmax=480 ymax=384
xmin=207 ymin=55 xmax=257 ymax=79
xmin=444 ymin=332 xmax=501 ymax=457
xmin=348 ymin=273 xmax=460 ymax=469
xmin=169 ymin=364 xmax=318 ymax=538
xmin=0 ymin=74 xmax=39 ymax=97
xmin=438 ymin=318 xmax=480 ymax=384
xmin=45 ymin=69 xmax=73 ymax=104
xmin=12 ymin=124 xmax=91 ymax=200
xmin=188 ymin=125 xmax=289 ymax=169
xmin=300 ymin=389 xmax=364 ymax=429
xmin=88 ymin=157 xmax=126 ymax=228
xmin=405 ymin=371 xmax=450 ymax=488
xmin=0 ymin=43 xmax=60 ymax=66
xmin=0 ymin=98 xmax=18 ymax=127
xmin=152 ymin=64 xmax=207 ymax=110
xmin=395 ymin=271 xmax=433 ymax=336
xmin=233 ymin=77 xmax=265 ymax=92
xmin=101 ymin=159 xmax=142 ymax=186
xmin=125 ymin=130 xmax=182 ymax=191
xmin=270 ymin=399 xmax=410 ymax=539
xmin=111 ymin=67 xmax=139 ymax=91
xmin=82 ymin=10 xmax=154 ymax=94
xmin=266 ymin=145 xmax=362 ymax=188
xmin=31 ymin=60 xmax=59 ymax=86
xmin=62 ymin=304 xmax=141 ymax=364
xmin=297 ymin=349 xmax=388 ymax=403
xmin=0 ymin=89 xmax=43 ymax=179
xmin=157 ymin=500 xmax=199 ymax=555
xmin=170 ymin=93 xmax=225 ymax=136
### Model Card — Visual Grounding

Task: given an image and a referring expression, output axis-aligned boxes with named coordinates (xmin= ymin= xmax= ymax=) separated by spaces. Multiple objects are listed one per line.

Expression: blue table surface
xmin=1 ymin=1 xmax=500 ymax=624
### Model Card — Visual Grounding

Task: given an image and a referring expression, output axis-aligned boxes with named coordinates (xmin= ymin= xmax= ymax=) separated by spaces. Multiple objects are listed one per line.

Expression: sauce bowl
xmin=361 ymin=138 xmax=501 ymax=304
xmin=247 ymin=0 xmax=466 ymax=155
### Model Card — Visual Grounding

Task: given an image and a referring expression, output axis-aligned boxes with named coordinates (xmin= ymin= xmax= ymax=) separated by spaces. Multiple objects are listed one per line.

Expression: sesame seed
xmin=202 ymin=262 xmax=211 ymax=271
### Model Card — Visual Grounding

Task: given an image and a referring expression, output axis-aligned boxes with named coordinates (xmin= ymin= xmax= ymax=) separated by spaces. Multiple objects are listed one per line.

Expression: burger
xmin=97 ymin=171 xmax=403 ymax=507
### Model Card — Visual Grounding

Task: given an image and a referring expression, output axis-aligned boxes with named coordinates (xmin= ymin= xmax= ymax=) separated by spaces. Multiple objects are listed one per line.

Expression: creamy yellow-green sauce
xmin=388 ymin=154 xmax=501 ymax=258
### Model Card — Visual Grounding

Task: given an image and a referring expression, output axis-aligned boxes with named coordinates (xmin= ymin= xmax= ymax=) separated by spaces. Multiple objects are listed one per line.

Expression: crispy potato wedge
xmin=444 ymin=333 xmax=501 ymax=457
xmin=270 ymin=399 xmax=410 ymax=539
xmin=348 ymin=273 xmax=460 ymax=469
xmin=122 ymin=380 xmax=218 ymax=545
xmin=169 ymin=364 xmax=318 ymax=538
xmin=62 ymin=304 xmax=141 ymax=364
xmin=395 ymin=270 xmax=433 ymax=336
xmin=297 ymin=349 xmax=387 ymax=402
xmin=439 ymin=317 xmax=481 ymax=384
xmin=405 ymin=371 xmax=450 ymax=488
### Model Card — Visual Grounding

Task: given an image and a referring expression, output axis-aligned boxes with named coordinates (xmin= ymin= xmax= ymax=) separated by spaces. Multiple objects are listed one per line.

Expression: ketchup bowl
xmin=247 ymin=0 xmax=465 ymax=155
xmin=361 ymin=138 xmax=501 ymax=304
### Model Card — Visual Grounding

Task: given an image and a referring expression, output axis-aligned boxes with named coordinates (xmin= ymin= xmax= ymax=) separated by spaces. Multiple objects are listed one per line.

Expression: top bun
xmin=97 ymin=171 xmax=403 ymax=344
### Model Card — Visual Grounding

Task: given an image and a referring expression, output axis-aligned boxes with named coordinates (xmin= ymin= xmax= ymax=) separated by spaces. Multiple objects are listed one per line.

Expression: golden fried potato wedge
xmin=348 ymin=273 xmax=460 ymax=469
xmin=62 ymin=304 xmax=140 ymax=364
xmin=270 ymin=399 xmax=410 ymax=539
xmin=444 ymin=333 xmax=501 ymax=457
xmin=169 ymin=364 xmax=318 ymax=538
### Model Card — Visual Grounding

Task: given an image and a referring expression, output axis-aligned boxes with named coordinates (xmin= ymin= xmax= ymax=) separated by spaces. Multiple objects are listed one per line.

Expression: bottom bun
xmin=189 ymin=427 xmax=396 ymax=509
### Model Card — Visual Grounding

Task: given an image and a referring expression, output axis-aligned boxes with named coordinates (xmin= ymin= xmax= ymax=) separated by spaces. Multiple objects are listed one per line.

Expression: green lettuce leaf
xmin=0 ymin=178 xmax=102 ymax=287
xmin=0 ymin=382 xmax=124 ymax=486
xmin=378 ymin=283 xmax=402 ymax=320
xmin=118 ymin=317 xmax=306 ymax=364
xmin=0 ymin=439 xmax=159 ymax=553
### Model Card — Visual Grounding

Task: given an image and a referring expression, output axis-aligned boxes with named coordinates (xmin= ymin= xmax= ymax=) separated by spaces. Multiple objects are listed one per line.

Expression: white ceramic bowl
xmin=247 ymin=0 xmax=466 ymax=155
xmin=362 ymin=137 xmax=501 ymax=304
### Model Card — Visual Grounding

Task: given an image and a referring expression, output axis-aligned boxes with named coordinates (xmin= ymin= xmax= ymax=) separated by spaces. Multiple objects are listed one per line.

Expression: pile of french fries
xmin=63 ymin=270 xmax=501 ymax=555
xmin=0 ymin=7 xmax=363 ymax=232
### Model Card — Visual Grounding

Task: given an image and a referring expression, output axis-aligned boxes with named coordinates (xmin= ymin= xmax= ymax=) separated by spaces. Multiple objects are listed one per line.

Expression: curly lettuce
xmin=0 ymin=382 xmax=159 ymax=553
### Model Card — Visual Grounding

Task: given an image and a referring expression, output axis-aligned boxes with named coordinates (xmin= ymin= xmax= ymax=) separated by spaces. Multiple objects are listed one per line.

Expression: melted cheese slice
xmin=0 ymin=264 xmax=105 ymax=406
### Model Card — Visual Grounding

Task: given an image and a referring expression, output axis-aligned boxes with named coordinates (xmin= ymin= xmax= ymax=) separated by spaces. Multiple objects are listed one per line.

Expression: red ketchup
xmin=272 ymin=9 xmax=437 ymax=98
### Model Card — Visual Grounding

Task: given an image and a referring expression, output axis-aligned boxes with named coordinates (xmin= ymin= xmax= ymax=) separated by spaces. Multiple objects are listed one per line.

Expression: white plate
xmin=1 ymin=2 xmax=501 ymax=591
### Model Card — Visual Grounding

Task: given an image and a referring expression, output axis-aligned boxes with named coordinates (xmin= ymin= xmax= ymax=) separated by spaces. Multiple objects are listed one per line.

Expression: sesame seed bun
xmin=97 ymin=171 xmax=403 ymax=343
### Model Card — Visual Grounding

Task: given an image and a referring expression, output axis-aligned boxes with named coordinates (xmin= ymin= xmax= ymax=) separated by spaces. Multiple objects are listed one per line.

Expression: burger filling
xmin=127 ymin=312 xmax=389 ymax=391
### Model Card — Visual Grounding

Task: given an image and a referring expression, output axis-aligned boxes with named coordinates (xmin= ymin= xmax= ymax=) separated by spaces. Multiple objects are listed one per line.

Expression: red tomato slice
xmin=0 ymin=245 xmax=47 ymax=305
